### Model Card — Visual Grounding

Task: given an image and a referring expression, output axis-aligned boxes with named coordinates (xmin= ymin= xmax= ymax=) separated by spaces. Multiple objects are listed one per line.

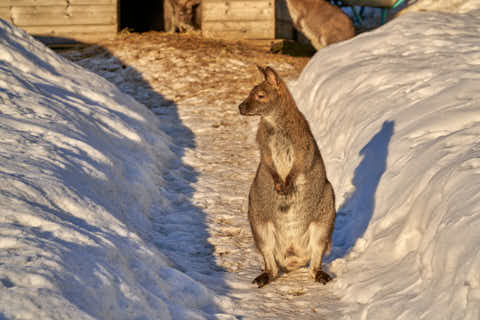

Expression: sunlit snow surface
xmin=292 ymin=9 xmax=480 ymax=320
xmin=1 ymin=5 xmax=480 ymax=320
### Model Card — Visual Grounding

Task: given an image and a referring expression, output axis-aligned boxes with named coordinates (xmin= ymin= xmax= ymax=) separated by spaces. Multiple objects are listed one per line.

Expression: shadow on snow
xmin=328 ymin=120 xmax=395 ymax=262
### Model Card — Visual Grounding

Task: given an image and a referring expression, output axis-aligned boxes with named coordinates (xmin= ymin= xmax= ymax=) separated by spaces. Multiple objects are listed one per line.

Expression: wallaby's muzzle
xmin=239 ymin=100 xmax=252 ymax=116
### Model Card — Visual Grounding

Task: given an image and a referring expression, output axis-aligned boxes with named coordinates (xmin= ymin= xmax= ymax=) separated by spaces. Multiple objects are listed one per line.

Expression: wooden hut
xmin=0 ymin=0 xmax=297 ymax=45
xmin=201 ymin=0 xmax=295 ymax=40
xmin=0 ymin=0 xmax=118 ymax=44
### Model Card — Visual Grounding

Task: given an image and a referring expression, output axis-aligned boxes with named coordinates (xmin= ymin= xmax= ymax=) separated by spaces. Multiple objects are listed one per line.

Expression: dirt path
xmin=59 ymin=32 xmax=343 ymax=319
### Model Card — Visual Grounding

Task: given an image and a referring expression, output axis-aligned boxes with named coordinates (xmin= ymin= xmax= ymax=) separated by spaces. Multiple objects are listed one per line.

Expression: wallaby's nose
xmin=239 ymin=100 xmax=248 ymax=115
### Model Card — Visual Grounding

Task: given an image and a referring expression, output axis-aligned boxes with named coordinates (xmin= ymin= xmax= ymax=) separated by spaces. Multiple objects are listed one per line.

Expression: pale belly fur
xmin=273 ymin=204 xmax=312 ymax=271
xmin=272 ymin=175 xmax=312 ymax=271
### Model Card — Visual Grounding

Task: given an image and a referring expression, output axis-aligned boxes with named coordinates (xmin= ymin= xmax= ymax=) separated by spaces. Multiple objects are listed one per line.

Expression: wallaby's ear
xmin=264 ymin=67 xmax=280 ymax=88
xmin=257 ymin=65 xmax=267 ymax=78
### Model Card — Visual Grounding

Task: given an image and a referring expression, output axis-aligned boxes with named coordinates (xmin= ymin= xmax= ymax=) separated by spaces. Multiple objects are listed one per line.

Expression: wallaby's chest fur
xmin=262 ymin=117 xmax=294 ymax=182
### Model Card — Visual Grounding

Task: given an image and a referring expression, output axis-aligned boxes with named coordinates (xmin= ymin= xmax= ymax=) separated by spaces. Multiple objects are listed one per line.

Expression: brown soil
xmin=59 ymin=30 xmax=311 ymax=108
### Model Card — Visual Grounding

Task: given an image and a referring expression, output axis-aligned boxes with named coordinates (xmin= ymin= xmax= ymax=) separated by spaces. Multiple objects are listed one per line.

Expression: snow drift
xmin=292 ymin=9 xmax=480 ymax=320
xmin=401 ymin=0 xmax=480 ymax=14
xmin=0 ymin=19 xmax=221 ymax=320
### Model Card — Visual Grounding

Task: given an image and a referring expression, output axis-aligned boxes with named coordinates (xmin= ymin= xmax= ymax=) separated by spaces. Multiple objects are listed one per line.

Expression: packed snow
xmin=1 ymin=4 xmax=480 ymax=320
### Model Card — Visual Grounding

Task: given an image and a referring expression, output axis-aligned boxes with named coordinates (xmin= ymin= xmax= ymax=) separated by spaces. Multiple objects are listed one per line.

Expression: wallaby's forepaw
xmin=274 ymin=182 xmax=285 ymax=194
xmin=272 ymin=174 xmax=284 ymax=194
xmin=315 ymin=270 xmax=332 ymax=285
xmin=274 ymin=182 xmax=294 ymax=196
xmin=253 ymin=272 xmax=271 ymax=288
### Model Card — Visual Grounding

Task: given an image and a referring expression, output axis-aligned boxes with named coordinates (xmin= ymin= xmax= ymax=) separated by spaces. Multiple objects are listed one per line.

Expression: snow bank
xmin=402 ymin=0 xmax=480 ymax=14
xmin=351 ymin=0 xmax=480 ymax=29
xmin=0 ymin=19 xmax=219 ymax=320
xmin=292 ymin=9 xmax=480 ymax=319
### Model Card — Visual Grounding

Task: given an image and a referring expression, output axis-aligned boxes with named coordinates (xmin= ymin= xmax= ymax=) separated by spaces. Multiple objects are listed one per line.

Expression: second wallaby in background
xmin=285 ymin=0 xmax=355 ymax=49
xmin=239 ymin=66 xmax=337 ymax=288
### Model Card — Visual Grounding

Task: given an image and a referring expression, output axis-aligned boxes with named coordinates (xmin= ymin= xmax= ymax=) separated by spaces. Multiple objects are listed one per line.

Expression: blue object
xmin=333 ymin=0 xmax=406 ymax=26
xmin=381 ymin=0 xmax=406 ymax=25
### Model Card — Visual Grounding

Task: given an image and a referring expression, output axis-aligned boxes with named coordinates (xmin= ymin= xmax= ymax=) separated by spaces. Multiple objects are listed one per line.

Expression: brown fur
xmin=239 ymin=66 xmax=337 ymax=288
xmin=285 ymin=0 xmax=355 ymax=49
xmin=164 ymin=0 xmax=201 ymax=32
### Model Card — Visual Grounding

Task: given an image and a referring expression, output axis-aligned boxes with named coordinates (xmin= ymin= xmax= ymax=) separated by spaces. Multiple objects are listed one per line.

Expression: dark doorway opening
xmin=119 ymin=0 xmax=165 ymax=32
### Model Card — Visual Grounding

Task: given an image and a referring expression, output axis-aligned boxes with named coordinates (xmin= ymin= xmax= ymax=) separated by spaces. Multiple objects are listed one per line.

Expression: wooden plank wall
xmin=202 ymin=0 xmax=275 ymax=40
xmin=0 ymin=0 xmax=118 ymax=44
xmin=202 ymin=0 xmax=297 ymax=40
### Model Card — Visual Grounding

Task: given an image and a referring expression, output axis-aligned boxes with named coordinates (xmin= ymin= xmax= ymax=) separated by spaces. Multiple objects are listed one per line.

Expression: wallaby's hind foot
xmin=315 ymin=270 xmax=332 ymax=285
xmin=253 ymin=272 xmax=271 ymax=288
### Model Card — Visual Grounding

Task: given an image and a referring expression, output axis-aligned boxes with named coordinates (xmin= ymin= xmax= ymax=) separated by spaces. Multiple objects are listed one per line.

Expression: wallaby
xmin=285 ymin=0 xmax=355 ymax=49
xmin=239 ymin=66 xmax=336 ymax=288
xmin=164 ymin=0 xmax=201 ymax=32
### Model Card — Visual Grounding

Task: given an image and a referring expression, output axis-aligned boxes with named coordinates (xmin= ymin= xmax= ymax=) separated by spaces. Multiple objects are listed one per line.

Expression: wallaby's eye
xmin=256 ymin=92 xmax=266 ymax=100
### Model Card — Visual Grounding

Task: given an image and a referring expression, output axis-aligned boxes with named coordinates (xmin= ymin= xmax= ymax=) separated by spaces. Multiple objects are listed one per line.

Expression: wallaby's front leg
xmin=262 ymin=147 xmax=287 ymax=194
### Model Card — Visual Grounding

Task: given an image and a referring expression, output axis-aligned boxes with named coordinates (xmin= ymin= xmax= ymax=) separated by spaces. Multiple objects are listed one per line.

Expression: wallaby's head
xmin=239 ymin=66 xmax=284 ymax=117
